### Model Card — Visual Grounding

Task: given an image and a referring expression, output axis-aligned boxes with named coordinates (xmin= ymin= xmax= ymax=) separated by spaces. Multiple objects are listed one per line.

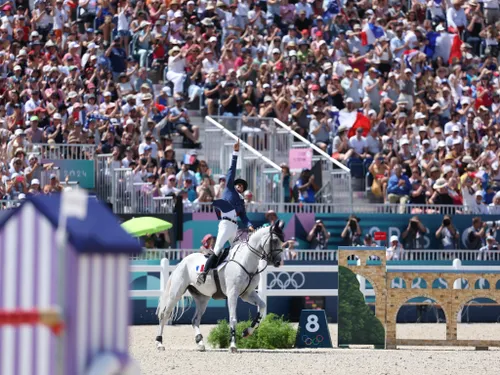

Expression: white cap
xmin=272 ymin=48 xmax=281 ymax=54
xmin=415 ymin=112 xmax=426 ymax=120
xmin=209 ymin=36 xmax=217 ymax=43
xmin=442 ymin=165 xmax=453 ymax=175
xmin=436 ymin=25 xmax=445 ymax=32
xmin=404 ymin=68 xmax=412 ymax=73
xmin=475 ymin=190 xmax=483 ymax=197
xmin=103 ymin=91 xmax=112 ymax=97
xmin=14 ymin=65 xmax=21 ymax=71
xmin=400 ymin=139 xmax=409 ymax=146
xmin=31 ymin=178 xmax=40 ymax=185
xmin=87 ymin=42 xmax=97 ymax=49
xmin=126 ymin=118 xmax=135 ymax=125
xmin=437 ymin=140 xmax=446 ymax=148
xmin=390 ymin=235 xmax=399 ymax=243
xmin=263 ymin=83 xmax=270 ymax=89
xmin=422 ymin=139 xmax=430 ymax=145
xmin=345 ymin=97 xmax=354 ymax=103
xmin=69 ymin=41 xmax=80 ymax=49
xmin=174 ymin=10 xmax=183 ymax=18
xmin=53 ymin=113 xmax=62 ymax=119
xmin=18 ymin=193 xmax=26 ymax=200
xmin=31 ymin=31 xmax=39 ymax=37
xmin=452 ymin=125 xmax=460 ymax=132
xmin=289 ymin=50 xmax=297 ymax=56
xmin=418 ymin=126 xmax=427 ymax=132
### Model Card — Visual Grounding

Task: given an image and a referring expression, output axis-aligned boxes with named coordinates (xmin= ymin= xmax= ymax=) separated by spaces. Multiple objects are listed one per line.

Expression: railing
xmin=26 ymin=143 xmax=96 ymax=160
xmin=205 ymin=116 xmax=283 ymax=203
xmin=273 ymin=119 xmax=353 ymax=206
xmin=216 ymin=202 xmax=476 ymax=215
xmin=96 ymin=153 xmax=113 ymax=203
xmin=130 ymin=248 xmax=500 ymax=262
xmin=209 ymin=116 xmax=292 ymax=166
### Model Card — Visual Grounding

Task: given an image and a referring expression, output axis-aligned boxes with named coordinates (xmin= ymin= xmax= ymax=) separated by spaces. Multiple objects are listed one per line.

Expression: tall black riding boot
xmin=196 ymin=253 xmax=219 ymax=285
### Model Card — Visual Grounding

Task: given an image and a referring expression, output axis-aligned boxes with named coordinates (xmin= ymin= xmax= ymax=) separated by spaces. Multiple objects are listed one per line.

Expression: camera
xmin=443 ymin=218 xmax=451 ymax=226
xmin=410 ymin=220 xmax=419 ymax=230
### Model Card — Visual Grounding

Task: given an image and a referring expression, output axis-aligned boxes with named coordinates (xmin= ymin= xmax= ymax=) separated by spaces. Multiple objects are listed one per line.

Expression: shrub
xmin=207 ymin=313 xmax=296 ymax=349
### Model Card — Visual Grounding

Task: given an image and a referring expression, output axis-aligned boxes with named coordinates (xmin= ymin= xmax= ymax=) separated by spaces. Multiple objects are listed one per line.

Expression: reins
xmin=228 ymin=230 xmax=283 ymax=296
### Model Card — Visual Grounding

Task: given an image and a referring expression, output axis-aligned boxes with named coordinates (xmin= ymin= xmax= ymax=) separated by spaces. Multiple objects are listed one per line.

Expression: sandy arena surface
xmin=130 ymin=324 xmax=500 ymax=375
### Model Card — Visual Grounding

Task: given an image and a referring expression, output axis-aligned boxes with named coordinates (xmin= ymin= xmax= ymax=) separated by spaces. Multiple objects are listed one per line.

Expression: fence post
xmin=258 ymin=267 xmax=268 ymax=317
xmin=160 ymin=258 xmax=170 ymax=293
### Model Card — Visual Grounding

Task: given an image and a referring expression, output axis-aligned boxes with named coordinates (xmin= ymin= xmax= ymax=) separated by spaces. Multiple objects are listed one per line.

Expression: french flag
xmin=360 ymin=23 xmax=385 ymax=46
xmin=338 ymin=111 xmax=371 ymax=137
xmin=426 ymin=32 xmax=462 ymax=64
xmin=403 ymin=49 xmax=420 ymax=71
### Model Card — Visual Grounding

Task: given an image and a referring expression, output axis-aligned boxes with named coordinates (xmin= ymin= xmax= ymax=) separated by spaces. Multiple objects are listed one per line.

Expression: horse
xmin=155 ymin=220 xmax=285 ymax=353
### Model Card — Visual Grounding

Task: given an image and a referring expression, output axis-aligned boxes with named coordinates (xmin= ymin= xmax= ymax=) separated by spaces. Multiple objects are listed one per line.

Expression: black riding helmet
xmin=234 ymin=178 xmax=248 ymax=191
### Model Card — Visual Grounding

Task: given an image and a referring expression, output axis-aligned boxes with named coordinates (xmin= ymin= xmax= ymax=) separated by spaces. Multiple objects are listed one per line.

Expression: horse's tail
xmin=156 ymin=264 xmax=193 ymax=323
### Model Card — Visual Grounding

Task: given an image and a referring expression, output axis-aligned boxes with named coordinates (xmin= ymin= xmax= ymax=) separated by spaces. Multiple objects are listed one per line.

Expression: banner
xmin=42 ymin=159 xmax=95 ymax=189
xmin=289 ymin=148 xmax=313 ymax=171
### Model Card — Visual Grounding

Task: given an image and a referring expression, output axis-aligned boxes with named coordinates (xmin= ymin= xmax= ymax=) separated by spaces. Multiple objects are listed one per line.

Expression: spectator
xmin=387 ymin=164 xmax=411 ymax=206
xmin=429 ymin=178 xmax=454 ymax=205
xmin=402 ymin=216 xmax=427 ymax=251
xmin=160 ymin=175 xmax=180 ymax=197
xmin=341 ymin=215 xmax=362 ymax=246
xmin=196 ymin=176 xmax=215 ymax=203
xmin=349 ymin=127 xmax=370 ymax=160
xmin=176 ymin=162 xmax=196 ymax=188
xmin=363 ymin=234 xmax=375 ymax=247
xmin=265 ymin=210 xmax=278 ymax=227
xmin=182 ymin=177 xmax=197 ymax=202
xmin=478 ymin=235 xmax=498 ymax=261
xmin=214 ymin=175 xmax=226 ymax=200
xmin=436 ymin=215 xmax=460 ymax=250
xmin=307 ymin=219 xmax=330 ymax=250
xmin=470 ymin=190 xmax=489 ymax=214
xmin=464 ymin=217 xmax=487 ymax=250
xmin=282 ymin=237 xmax=298 ymax=261
xmin=368 ymin=153 xmax=389 ymax=200
xmin=489 ymin=192 xmax=500 ymax=214
xmin=200 ymin=234 xmax=215 ymax=256
xmin=386 ymin=235 xmax=405 ymax=260
xmin=294 ymin=168 xmax=318 ymax=204
xmin=168 ymin=96 xmax=200 ymax=148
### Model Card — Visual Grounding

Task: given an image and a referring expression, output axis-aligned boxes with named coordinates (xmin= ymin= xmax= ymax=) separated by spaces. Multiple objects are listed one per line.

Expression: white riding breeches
xmin=213 ymin=218 xmax=238 ymax=257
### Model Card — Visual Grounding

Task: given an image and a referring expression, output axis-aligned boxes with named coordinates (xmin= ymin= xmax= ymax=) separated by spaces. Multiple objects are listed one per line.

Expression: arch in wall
xmin=453 ymin=278 xmax=470 ymax=289
xmin=390 ymin=277 xmax=407 ymax=289
xmin=411 ymin=277 xmax=428 ymax=289
xmin=432 ymin=278 xmax=448 ymax=289
xmin=474 ymin=278 xmax=491 ymax=290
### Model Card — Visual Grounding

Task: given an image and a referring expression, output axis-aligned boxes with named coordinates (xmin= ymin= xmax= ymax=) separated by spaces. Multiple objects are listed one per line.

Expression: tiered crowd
xmin=0 ymin=0 xmax=499 ymax=213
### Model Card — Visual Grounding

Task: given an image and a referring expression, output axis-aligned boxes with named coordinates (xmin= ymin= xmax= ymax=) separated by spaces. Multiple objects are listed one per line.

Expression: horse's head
xmin=261 ymin=220 xmax=285 ymax=267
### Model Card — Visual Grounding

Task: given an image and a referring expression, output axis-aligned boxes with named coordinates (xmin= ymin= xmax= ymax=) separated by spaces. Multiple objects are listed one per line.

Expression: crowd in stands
xmin=2 ymin=0 xmax=500 ymax=214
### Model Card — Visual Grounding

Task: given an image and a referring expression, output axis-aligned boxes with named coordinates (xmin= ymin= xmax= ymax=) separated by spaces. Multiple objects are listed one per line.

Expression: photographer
xmin=307 ymin=219 xmax=330 ymax=250
xmin=435 ymin=215 xmax=460 ymax=251
xmin=464 ymin=217 xmax=487 ymax=250
xmin=401 ymin=216 xmax=427 ymax=254
xmin=341 ymin=215 xmax=362 ymax=246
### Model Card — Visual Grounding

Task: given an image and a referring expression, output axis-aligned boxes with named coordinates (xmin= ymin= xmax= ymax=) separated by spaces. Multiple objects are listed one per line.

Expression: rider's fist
xmin=234 ymin=139 xmax=240 ymax=152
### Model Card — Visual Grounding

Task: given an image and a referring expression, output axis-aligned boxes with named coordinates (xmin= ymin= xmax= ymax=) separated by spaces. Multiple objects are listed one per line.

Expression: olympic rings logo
xmin=268 ymin=272 xmax=305 ymax=289
xmin=302 ymin=335 xmax=324 ymax=346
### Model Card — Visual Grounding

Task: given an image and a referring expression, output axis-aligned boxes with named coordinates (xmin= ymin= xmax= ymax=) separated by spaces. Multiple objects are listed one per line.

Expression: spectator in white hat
xmin=386 ymin=235 xmax=405 ymax=260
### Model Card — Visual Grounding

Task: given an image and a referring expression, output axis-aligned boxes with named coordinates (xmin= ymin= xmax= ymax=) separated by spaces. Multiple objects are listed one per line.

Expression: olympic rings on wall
xmin=268 ymin=272 xmax=306 ymax=289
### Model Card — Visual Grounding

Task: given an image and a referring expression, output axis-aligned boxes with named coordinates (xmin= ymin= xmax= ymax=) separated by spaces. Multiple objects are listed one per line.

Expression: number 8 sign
xmin=295 ymin=309 xmax=332 ymax=348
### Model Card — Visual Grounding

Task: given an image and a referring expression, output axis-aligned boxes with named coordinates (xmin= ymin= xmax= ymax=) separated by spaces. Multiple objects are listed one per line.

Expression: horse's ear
xmin=277 ymin=220 xmax=284 ymax=231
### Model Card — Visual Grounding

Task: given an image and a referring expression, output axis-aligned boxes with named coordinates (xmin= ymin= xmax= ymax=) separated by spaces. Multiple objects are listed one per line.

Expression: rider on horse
xmin=197 ymin=139 xmax=254 ymax=285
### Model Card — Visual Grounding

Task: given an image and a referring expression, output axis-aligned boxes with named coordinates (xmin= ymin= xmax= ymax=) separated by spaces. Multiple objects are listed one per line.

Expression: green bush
xmin=207 ymin=313 xmax=296 ymax=349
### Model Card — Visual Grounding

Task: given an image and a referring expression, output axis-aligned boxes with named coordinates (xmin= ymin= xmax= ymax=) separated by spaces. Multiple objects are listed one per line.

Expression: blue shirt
xmin=109 ymin=47 xmax=127 ymax=73
xmin=295 ymin=178 xmax=316 ymax=203
xmin=387 ymin=173 xmax=411 ymax=196
xmin=218 ymin=151 xmax=252 ymax=228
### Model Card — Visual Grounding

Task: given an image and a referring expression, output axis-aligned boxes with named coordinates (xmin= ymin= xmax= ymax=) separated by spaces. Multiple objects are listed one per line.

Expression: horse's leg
xmin=227 ymin=288 xmax=239 ymax=353
xmin=155 ymin=276 xmax=189 ymax=351
xmin=191 ymin=294 xmax=210 ymax=351
xmin=240 ymin=289 xmax=266 ymax=338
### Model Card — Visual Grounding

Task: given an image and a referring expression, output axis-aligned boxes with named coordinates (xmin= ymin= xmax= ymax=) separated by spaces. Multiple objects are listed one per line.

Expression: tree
xmin=338 ymin=266 xmax=385 ymax=346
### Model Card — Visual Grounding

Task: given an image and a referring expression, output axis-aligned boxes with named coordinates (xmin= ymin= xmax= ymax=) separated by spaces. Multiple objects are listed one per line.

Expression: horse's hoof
xmin=229 ymin=345 xmax=238 ymax=353
xmin=242 ymin=327 xmax=253 ymax=338
xmin=156 ymin=342 xmax=165 ymax=351
xmin=197 ymin=343 xmax=206 ymax=352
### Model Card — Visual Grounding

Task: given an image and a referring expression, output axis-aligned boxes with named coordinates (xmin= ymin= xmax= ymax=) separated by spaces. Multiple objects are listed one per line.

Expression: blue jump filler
xmin=295 ymin=309 xmax=332 ymax=349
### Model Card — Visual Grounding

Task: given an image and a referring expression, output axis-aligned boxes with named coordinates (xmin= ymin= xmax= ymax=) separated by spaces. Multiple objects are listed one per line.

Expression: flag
xmin=428 ymin=32 xmax=462 ymax=63
xmin=338 ymin=110 xmax=358 ymax=130
xmin=347 ymin=113 xmax=371 ymax=137
xmin=324 ymin=0 xmax=340 ymax=18
xmin=360 ymin=23 xmax=385 ymax=46
xmin=61 ymin=188 xmax=89 ymax=220
xmin=403 ymin=49 xmax=420 ymax=72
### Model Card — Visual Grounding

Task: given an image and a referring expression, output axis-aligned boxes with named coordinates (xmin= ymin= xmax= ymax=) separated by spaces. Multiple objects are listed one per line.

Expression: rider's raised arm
xmin=226 ymin=140 xmax=240 ymax=190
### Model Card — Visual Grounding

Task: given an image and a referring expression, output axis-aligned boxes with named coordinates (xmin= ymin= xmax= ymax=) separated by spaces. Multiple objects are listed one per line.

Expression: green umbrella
xmin=121 ymin=217 xmax=173 ymax=237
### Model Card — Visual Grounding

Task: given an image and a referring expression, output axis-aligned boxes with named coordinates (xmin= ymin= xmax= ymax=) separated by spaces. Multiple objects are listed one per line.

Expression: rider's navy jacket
xmin=212 ymin=151 xmax=252 ymax=228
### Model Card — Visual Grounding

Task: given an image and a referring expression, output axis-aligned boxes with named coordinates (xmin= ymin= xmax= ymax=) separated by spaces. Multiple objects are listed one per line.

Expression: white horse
xmin=155 ymin=221 xmax=285 ymax=352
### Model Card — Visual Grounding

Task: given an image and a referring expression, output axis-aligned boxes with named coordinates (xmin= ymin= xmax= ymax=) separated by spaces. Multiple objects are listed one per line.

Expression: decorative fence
xmin=130 ymin=249 xmax=500 ymax=262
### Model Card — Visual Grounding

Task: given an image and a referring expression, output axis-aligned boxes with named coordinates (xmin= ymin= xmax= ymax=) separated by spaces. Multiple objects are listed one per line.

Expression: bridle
xmin=229 ymin=226 xmax=284 ymax=296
